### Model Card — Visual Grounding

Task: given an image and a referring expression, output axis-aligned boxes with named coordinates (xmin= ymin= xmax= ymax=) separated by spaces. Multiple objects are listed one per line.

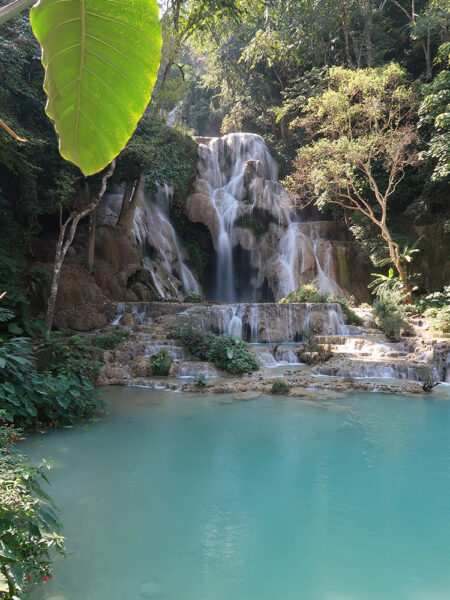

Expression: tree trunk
xmin=45 ymin=161 xmax=116 ymax=335
xmin=342 ymin=3 xmax=355 ymax=68
xmin=86 ymin=205 xmax=97 ymax=271
xmin=381 ymin=226 xmax=414 ymax=302
xmin=116 ymin=173 xmax=145 ymax=234
xmin=153 ymin=58 xmax=175 ymax=112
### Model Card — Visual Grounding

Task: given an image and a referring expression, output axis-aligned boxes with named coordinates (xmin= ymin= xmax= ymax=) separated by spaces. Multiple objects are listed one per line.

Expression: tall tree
xmin=285 ymin=64 xmax=418 ymax=299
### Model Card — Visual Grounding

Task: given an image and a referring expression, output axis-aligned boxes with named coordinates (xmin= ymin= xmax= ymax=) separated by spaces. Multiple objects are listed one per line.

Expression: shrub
xmin=194 ymin=373 xmax=208 ymax=388
xmin=279 ymin=284 xmax=329 ymax=304
xmin=92 ymin=329 xmax=129 ymax=350
xmin=0 ymin=337 xmax=104 ymax=427
xmin=271 ymin=378 xmax=290 ymax=394
xmin=207 ymin=334 xmax=259 ymax=374
xmin=415 ymin=286 xmax=450 ymax=313
xmin=297 ymin=331 xmax=333 ymax=365
xmin=373 ymin=288 xmax=408 ymax=340
xmin=423 ymin=306 xmax=450 ymax=333
xmin=279 ymin=285 xmax=362 ymax=325
xmin=169 ymin=325 xmax=259 ymax=375
xmin=0 ymin=418 xmax=65 ymax=599
xmin=184 ymin=291 xmax=202 ymax=303
xmin=151 ymin=350 xmax=172 ymax=376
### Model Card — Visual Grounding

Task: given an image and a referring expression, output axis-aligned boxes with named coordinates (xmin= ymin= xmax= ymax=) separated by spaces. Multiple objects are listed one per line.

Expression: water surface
xmin=28 ymin=387 xmax=450 ymax=600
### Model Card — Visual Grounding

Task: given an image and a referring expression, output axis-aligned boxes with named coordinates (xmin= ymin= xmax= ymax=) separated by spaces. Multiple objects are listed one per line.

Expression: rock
xmin=131 ymin=356 xmax=154 ymax=378
xmin=119 ymin=313 xmax=141 ymax=327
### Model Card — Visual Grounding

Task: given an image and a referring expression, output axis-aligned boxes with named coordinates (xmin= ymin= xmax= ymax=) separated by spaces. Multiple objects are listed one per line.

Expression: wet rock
xmin=131 ymin=356 xmax=154 ymax=378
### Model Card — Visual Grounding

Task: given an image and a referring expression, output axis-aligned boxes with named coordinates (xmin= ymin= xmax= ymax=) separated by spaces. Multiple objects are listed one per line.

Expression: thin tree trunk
xmin=116 ymin=173 xmax=145 ymax=234
xmin=342 ymin=3 xmax=355 ymax=68
xmin=381 ymin=225 xmax=413 ymax=302
xmin=46 ymin=161 xmax=116 ymax=335
xmin=153 ymin=58 xmax=175 ymax=112
xmin=87 ymin=206 xmax=97 ymax=270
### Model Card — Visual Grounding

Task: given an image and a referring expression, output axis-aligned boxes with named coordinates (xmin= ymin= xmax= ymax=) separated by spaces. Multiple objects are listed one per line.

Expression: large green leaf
xmin=30 ymin=0 xmax=161 ymax=176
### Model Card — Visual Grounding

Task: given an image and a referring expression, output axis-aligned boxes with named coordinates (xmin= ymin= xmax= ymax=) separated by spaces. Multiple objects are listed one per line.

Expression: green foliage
xmin=423 ymin=306 xmax=450 ymax=333
xmin=0 ymin=419 xmax=65 ymax=599
xmin=92 ymin=329 xmax=129 ymax=350
xmin=270 ymin=378 xmax=290 ymax=395
xmin=373 ymin=288 xmax=409 ymax=340
xmin=415 ymin=286 xmax=450 ymax=312
xmin=419 ymin=43 xmax=450 ymax=182
xmin=369 ymin=267 xmax=405 ymax=295
xmin=115 ymin=114 xmax=198 ymax=194
xmin=194 ymin=373 xmax=208 ymax=388
xmin=297 ymin=332 xmax=333 ymax=365
xmin=279 ymin=284 xmax=362 ymax=325
xmin=151 ymin=350 xmax=172 ymax=376
xmin=279 ymin=284 xmax=328 ymax=304
xmin=169 ymin=324 xmax=259 ymax=374
xmin=30 ymin=0 xmax=162 ymax=175
xmin=0 ymin=336 xmax=104 ymax=427
xmin=184 ymin=291 xmax=202 ymax=303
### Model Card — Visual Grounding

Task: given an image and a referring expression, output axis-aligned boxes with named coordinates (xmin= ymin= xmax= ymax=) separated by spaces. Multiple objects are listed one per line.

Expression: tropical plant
xmin=184 ymin=291 xmax=202 ymax=303
xmin=279 ymin=284 xmax=362 ymax=325
xmin=373 ymin=287 xmax=409 ymax=340
xmin=423 ymin=306 xmax=450 ymax=333
xmin=270 ymin=378 xmax=290 ymax=394
xmin=169 ymin=324 xmax=259 ymax=374
xmin=0 ymin=418 xmax=65 ymax=599
xmin=0 ymin=336 xmax=104 ymax=427
xmin=419 ymin=42 xmax=450 ymax=182
xmin=0 ymin=0 xmax=162 ymax=176
xmin=151 ymin=350 xmax=173 ymax=376
xmin=194 ymin=373 xmax=208 ymax=387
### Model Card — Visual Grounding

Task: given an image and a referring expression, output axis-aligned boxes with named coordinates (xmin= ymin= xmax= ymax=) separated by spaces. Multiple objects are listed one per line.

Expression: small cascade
xmin=133 ymin=185 xmax=199 ymax=299
xmin=184 ymin=301 xmax=350 ymax=343
xmin=314 ymin=362 xmax=440 ymax=382
xmin=188 ymin=133 xmax=348 ymax=301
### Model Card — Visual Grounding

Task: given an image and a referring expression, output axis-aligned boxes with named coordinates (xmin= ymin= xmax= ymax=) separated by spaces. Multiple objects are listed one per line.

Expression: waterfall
xmin=132 ymin=185 xmax=199 ymax=299
xmin=188 ymin=133 xmax=347 ymax=301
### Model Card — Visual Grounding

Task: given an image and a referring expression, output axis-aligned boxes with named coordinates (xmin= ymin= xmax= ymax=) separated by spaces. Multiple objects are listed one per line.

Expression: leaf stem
xmin=0 ymin=0 xmax=35 ymax=26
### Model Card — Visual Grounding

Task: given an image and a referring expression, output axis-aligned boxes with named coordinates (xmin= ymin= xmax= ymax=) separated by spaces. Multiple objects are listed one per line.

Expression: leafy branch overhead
xmin=29 ymin=0 xmax=162 ymax=176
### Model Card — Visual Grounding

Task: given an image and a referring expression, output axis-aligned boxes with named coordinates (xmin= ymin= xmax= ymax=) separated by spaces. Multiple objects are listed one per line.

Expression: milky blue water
xmin=28 ymin=387 xmax=450 ymax=600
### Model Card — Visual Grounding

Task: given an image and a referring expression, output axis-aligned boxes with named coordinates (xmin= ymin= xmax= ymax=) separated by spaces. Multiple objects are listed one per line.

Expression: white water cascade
xmin=132 ymin=185 xmax=199 ymax=299
xmin=187 ymin=133 xmax=347 ymax=301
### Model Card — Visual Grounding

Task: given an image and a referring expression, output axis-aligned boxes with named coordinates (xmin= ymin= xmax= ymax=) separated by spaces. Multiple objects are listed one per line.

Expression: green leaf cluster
xmin=150 ymin=350 xmax=173 ymax=376
xmin=0 ymin=421 xmax=65 ymax=599
xmin=169 ymin=324 xmax=259 ymax=374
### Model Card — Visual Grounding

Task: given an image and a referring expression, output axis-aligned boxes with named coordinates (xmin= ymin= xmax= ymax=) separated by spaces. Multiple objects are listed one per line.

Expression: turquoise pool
xmin=29 ymin=386 xmax=450 ymax=600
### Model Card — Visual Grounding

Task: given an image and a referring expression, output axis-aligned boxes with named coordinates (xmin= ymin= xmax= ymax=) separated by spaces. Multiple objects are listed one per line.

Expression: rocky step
xmin=312 ymin=357 xmax=437 ymax=381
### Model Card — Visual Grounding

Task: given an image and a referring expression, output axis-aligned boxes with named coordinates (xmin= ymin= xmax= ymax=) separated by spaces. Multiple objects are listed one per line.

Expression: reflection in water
xmin=28 ymin=387 xmax=450 ymax=600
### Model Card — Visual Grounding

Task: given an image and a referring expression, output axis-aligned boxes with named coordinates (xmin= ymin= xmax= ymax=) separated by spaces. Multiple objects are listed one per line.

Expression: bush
xmin=184 ymin=291 xmax=202 ymax=303
xmin=373 ymin=288 xmax=408 ymax=340
xmin=279 ymin=284 xmax=329 ymax=304
xmin=0 ymin=418 xmax=65 ymax=599
xmin=169 ymin=324 xmax=259 ymax=375
xmin=0 ymin=336 xmax=104 ymax=427
xmin=194 ymin=373 xmax=208 ymax=388
xmin=297 ymin=332 xmax=333 ymax=365
xmin=271 ymin=378 xmax=290 ymax=394
xmin=423 ymin=306 xmax=450 ymax=333
xmin=279 ymin=285 xmax=362 ymax=325
xmin=414 ymin=286 xmax=450 ymax=314
xmin=208 ymin=334 xmax=260 ymax=374
xmin=92 ymin=329 xmax=129 ymax=350
xmin=151 ymin=350 xmax=172 ymax=376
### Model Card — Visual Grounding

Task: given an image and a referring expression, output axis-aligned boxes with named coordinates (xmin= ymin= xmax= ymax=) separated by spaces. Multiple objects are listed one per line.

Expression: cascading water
xmin=188 ymin=133 xmax=347 ymax=302
xmin=132 ymin=185 xmax=199 ymax=299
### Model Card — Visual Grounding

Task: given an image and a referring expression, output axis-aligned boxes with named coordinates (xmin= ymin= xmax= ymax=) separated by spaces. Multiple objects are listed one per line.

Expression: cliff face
xmin=36 ymin=226 xmax=145 ymax=331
